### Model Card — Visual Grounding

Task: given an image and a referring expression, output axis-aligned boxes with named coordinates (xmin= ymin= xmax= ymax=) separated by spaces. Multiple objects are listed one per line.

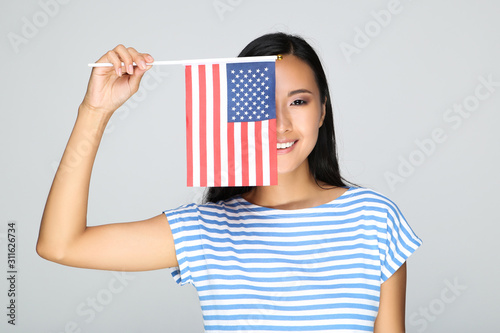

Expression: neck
xmin=243 ymin=161 xmax=330 ymax=209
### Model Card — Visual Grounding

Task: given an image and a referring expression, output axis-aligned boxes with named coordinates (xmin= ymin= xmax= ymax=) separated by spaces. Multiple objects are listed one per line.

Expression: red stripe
xmin=227 ymin=122 xmax=235 ymax=186
xmin=212 ymin=64 xmax=221 ymax=187
xmin=255 ymin=121 xmax=263 ymax=186
xmin=199 ymin=65 xmax=207 ymax=187
xmin=241 ymin=122 xmax=249 ymax=186
xmin=268 ymin=118 xmax=277 ymax=185
xmin=185 ymin=66 xmax=193 ymax=187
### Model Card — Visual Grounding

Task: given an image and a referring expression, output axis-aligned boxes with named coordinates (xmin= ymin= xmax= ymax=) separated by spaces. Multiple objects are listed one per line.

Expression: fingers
xmin=96 ymin=45 xmax=154 ymax=77
xmin=104 ymin=49 xmax=123 ymax=77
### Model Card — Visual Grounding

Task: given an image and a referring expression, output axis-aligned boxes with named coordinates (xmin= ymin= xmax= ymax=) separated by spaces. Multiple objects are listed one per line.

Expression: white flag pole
xmin=88 ymin=55 xmax=281 ymax=67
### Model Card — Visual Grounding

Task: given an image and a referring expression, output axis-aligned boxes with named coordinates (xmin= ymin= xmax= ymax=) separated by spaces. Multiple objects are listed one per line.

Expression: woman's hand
xmin=37 ymin=44 xmax=178 ymax=272
xmin=81 ymin=44 xmax=154 ymax=115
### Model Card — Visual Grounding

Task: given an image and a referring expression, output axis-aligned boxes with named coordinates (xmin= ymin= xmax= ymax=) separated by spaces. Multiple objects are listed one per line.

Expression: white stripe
xmin=261 ymin=120 xmax=270 ymax=186
xmin=205 ymin=65 xmax=214 ymax=186
xmin=191 ymin=66 xmax=200 ymax=187
xmin=219 ymin=64 xmax=228 ymax=187
xmin=163 ymin=187 xmax=424 ymax=332
xmin=247 ymin=121 xmax=256 ymax=186
xmin=233 ymin=123 xmax=242 ymax=186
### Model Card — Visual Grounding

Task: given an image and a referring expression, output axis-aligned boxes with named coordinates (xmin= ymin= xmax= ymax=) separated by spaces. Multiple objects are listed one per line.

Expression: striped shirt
xmin=163 ymin=186 xmax=422 ymax=332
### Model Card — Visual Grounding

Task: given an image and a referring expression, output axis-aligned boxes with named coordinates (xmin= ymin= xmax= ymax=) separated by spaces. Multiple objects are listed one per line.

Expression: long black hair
xmin=204 ymin=32 xmax=354 ymax=203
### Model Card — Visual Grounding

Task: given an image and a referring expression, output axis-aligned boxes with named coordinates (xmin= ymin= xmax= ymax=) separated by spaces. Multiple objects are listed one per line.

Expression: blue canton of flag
xmin=227 ymin=62 xmax=276 ymax=123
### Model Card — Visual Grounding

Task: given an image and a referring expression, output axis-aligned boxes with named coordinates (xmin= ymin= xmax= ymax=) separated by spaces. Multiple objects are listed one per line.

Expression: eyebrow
xmin=287 ymin=89 xmax=313 ymax=97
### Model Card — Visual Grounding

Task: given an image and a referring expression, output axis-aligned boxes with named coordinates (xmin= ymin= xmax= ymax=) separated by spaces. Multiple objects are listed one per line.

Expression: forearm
xmin=37 ymin=105 xmax=111 ymax=260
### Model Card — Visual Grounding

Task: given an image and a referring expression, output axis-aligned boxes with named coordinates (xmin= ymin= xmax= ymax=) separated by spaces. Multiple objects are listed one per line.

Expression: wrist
xmin=77 ymin=104 xmax=113 ymax=135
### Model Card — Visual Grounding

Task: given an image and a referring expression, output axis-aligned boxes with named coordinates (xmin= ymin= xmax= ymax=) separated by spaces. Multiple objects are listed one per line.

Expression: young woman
xmin=37 ymin=33 xmax=421 ymax=332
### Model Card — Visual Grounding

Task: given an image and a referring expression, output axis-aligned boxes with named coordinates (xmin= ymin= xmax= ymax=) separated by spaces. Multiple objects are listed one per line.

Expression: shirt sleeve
xmin=163 ymin=203 xmax=202 ymax=286
xmin=380 ymin=200 xmax=422 ymax=283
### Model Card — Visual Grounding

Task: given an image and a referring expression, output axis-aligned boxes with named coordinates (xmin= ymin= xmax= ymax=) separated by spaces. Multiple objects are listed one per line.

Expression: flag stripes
xmin=185 ymin=62 xmax=277 ymax=187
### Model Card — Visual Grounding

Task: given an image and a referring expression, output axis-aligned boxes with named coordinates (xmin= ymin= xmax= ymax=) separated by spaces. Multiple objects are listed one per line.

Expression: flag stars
xmin=228 ymin=64 xmax=274 ymax=123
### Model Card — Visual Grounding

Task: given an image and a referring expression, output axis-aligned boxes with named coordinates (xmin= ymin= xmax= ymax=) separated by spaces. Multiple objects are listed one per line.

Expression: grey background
xmin=1 ymin=0 xmax=498 ymax=332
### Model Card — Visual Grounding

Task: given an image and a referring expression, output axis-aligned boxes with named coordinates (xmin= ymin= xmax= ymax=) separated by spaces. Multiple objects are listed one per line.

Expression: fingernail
xmin=128 ymin=64 xmax=134 ymax=74
xmin=118 ymin=68 xmax=122 ymax=77
xmin=140 ymin=61 xmax=146 ymax=70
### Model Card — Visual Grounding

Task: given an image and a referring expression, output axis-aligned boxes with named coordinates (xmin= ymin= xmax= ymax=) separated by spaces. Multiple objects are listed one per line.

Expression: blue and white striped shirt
xmin=163 ymin=186 xmax=422 ymax=332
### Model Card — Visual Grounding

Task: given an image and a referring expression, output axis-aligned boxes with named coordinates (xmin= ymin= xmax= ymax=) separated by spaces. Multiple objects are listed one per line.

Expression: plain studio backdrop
xmin=1 ymin=0 xmax=498 ymax=332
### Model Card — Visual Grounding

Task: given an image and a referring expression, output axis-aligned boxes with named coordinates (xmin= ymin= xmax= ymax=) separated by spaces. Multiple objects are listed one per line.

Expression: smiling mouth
xmin=277 ymin=141 xmax=297 ymax=150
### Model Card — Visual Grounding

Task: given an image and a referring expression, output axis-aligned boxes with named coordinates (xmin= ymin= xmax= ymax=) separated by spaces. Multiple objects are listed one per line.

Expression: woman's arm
xmin=373 ymin=262 xmax=407 ymax=333
xmin=36 ymin=45 xmax=177 ymax=271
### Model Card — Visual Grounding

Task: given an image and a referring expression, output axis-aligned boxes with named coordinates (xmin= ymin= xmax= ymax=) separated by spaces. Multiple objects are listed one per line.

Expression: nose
xmin=275 ymin=102 xmax=291 ymax=134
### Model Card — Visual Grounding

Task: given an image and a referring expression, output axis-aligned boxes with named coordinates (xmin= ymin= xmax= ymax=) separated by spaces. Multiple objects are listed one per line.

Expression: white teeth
xmin=277 ymin=141 xmax=295 ymax=149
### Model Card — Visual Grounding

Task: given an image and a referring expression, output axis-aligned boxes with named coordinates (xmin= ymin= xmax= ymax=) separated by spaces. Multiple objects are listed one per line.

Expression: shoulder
xmin=344 ymin=186 xmax=402 ymax=212
xmin=163 ymin=196 xmax=251 ymax=218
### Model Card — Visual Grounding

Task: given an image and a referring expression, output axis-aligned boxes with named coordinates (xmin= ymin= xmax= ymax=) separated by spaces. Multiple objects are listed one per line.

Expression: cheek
xmin=295 ymin=109 xmax=323 ymax=136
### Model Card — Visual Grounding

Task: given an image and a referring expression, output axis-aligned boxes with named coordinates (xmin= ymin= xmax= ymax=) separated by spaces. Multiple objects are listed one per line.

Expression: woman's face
xmin=275 ymin=55 xmax=325 ymax=175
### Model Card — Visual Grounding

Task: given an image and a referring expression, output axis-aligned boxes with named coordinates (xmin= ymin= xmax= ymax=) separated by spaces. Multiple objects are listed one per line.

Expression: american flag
xmin=185 ymin=60 xmax=277 ymax=187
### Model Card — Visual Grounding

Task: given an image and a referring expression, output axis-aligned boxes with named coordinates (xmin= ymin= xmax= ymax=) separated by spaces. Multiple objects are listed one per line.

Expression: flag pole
xmin=88 ymin=55 xmax=281 ymax=67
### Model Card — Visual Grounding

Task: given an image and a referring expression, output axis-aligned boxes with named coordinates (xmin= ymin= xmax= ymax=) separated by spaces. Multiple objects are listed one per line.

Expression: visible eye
xmin=291 ymin=99 xmax=307 ymax=106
